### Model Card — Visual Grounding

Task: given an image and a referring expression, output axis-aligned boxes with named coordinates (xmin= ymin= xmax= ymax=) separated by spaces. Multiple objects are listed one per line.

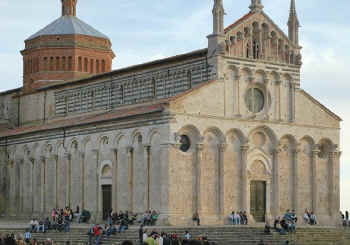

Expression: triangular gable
xmin=224 ymin=11 xmax=296 ymax=48
xmin=299 ymin=90 xmax=342 ymax=122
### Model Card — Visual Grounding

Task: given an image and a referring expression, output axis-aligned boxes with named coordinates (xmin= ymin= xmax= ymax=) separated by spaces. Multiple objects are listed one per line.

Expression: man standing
xmin=138 ymin=225 xmax=144 ymax=245
xmin=94 ymin=224 xmax=102 ymax=245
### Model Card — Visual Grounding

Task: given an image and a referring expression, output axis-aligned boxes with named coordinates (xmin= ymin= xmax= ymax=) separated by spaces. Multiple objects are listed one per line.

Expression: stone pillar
xmin=19 ymin=159 xmax=24 ymax=215
xmin=111 ymin=148 xmax=118 ymax=212
xmin=80 ymin=151 xmax=85 ymax=209
xmin=40 ymin=156 xmax=46 ymax=215
xmin=218 ymin=143 xmax=226 ymax=218
xmin=275 ymin=80 xmax=281 ymax=121
xmin=91 ymin=148 xmax=101 ymax=221
xmin=263 ymin=78 xmax=269 ymax=119
xmin=144 ymin=145 xmax=151 ymax=210
xmin=292 ymin=148 xmax=299 ymax=212
xmin=65 ymin=153 xmax=71 ymax=207
xmin=30 ymin=158 xmax=35 ymax=214
xmin=311 ymin=145 xmax=320 ymax=214
xmin=272 ymin=148 xmax=281 ymax=217
xmin=234 ymin=75 xmax=241 ymax=117
xmin=53 ymin=154 xmax=58 ymax=209
xmin=241 ymin=144 xmax=249 ymax=212
xmin=194 ymin=143 xmax=204 ymax=214
xmin=127 ymin=146 xmax=134 ymax=212
xmin=158 ymin=143 xmax=172 ymax=224
xmin=328 ymin=147 xmax=339 ymax=219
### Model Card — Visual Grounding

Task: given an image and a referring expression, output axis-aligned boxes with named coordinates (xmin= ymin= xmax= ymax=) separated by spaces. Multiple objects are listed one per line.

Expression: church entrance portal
xmin=250 ymin=181 xmax=266 ymax=222
xmin=102 ymin=185 xmax=112 ymax=220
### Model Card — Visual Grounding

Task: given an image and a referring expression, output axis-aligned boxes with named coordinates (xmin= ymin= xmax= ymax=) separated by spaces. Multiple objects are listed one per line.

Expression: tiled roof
xmin=26 ymin=16 xmax=109 ymax=41
xmin=224 ymin=11 xmax=254 ymax=33
xmin=0 ymin=103 xmax=165 ymax=138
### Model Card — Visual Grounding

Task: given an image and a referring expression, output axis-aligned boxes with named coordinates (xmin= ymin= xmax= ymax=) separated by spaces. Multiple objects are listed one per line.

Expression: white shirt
xmin=143 ymin=233 xmax=148 ymax=242
xmin=185 ymin=233 xmax=191 ymax=240
xmin=159 ymin=237 xmax=163 ymax=245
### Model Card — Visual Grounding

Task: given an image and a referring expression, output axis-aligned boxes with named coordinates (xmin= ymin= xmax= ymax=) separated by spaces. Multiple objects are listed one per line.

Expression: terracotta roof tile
xmin=0 ymin=103 xmax=165 ymax=138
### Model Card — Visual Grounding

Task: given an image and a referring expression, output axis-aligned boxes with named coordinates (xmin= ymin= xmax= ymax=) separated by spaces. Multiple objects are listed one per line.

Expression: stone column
xmin=91 ymin=148 xmax=101 ymax=221
xmin=240 ymin=144 xmax=249 ymax=212
xmin=127 ymin=146 xmax=134 ymax=212
xmin=65 ymin=153 xmax=71 ymax=207
xmin=194 ymin=143 xmax=203 ymax=214
xmin=80 ymin=151 xmax=85 ymax=209
xmin=218 ymin=144 xmax=226 ymax=217
xmin=292 ymin=148 xmax=300 ymax=212
xmin=111 ymin=148 xmax=118 ymax=212
xmin=19 ymin=159 xmax=24 ymax=215
xmin=234 ymin=75 xmax=241 ymax=117
xmin=53 ymin=154 xmax=58 ymax=209
xmin=275 ymin=80 xmax=281 ymax=121
xmin=272 ymin=148 xmax=281 ymax=217
xmin=30 ymin=158 xmax=35 ymax=214
xmin=40 ymin=156 xmax=46 ymax=215
xmin=144 ymin=145 xmax=151 ymax=210
xmin=328 ymin=147 xmax=339 ymax=218
xmin=158 ymin=143 xmax=172 ymax=224
xmin=263 ymin=78 xmax=269 ymax=119
xmin=311 ymin=145 xmax=320 ymax=214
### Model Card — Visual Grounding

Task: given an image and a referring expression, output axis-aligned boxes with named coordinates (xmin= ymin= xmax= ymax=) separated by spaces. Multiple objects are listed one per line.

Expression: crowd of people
xmin=228 ymin=211 xmax=248 ymax=225
xmin=340 ymin=210 xmax=349 ymax=227
xmin=302 ymin=210 xmax=317 ymax=225
xmin=140 ymin=227 xmax=214 ymax=245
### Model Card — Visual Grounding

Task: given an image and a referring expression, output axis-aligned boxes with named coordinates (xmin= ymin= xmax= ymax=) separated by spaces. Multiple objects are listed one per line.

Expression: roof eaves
xmin=300 ymin=90 xmax=342 ymax=122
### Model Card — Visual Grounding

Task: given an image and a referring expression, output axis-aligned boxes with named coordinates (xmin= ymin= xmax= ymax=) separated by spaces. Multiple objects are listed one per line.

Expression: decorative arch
xmin=247 ymin=149 xmax=272 ymax=176
xmin=248 ymin=125 xmax=278 ymax=147
xmin=147 ymin=128 xmax=161 ymax=145
xmin=225 ymin=128 xmax=246 ymax=144
xmin=202 ymin=127 xmax=226 ymax=144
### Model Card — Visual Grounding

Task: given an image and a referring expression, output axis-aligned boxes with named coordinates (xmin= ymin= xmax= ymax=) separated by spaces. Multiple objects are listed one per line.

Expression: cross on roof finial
xmin=61 ymin=0 xmax=77 ymax=17
xmin=249 ymin=0 xmax=264 ymax=13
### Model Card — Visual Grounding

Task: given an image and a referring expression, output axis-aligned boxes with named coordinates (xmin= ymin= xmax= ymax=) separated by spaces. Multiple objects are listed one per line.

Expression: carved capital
xmin=126 ymin=146 xmax=134 ymax=153
xmin=196 ymin=144 xmax=204 ymax=152
xmin=111 ymin=148 xmax=118 ymax=154
xmin=40 ymin=156 xmax=46 ymax=162
xmin=263 ymin=78 xmax=269 ymax=85
xmin=240 ymin=144 xmax=249 ymax=152
xmin=29 ymin=157 xmax=35 ymax=164
xmin=143 ymin=144 xmax=151 ymax=151
xmin=275 ymin=80 xmax=282 ymax=86
xmin=235 ymin=75 xmax=241 ymax=81
xmin=219 ymin=143 xmax=227 ymax=152
xmin=248 ymin=77 xmax=254 ymax=83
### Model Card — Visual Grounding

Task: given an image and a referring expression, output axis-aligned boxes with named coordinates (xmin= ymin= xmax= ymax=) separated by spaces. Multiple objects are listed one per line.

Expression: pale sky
xmin=0 ymin=0 xmax=349 ymax=210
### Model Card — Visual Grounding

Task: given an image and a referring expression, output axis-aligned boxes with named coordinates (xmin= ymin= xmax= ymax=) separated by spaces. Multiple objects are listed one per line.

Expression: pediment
xmin=224 ymin=11 xmax=296 ymax=49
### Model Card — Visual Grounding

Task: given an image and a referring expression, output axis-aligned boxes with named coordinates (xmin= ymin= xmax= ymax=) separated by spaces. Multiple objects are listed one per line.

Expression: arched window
xmin=152 ymin=78 xmax=156 ymax=98
xmin=187 ymin=70 xmax=192 ymax=89
xmin=68 ymin=56 xmax=73 ymax=71
xmin=43 ymin=57 xmax=48 ymax=71
xmin=84 ymin=58 xmax=88 ymax=72
xmin=253 ymin=40 xmax=260 ymax=59
xmin=96 ymin=60 xmax=100 ymax=73
xmin=246 ymin=43 xmax=250 ymax=58
xmin=62 ymin=57 xmax=66 ymax=71
xmin=56 ymin=57 xmax=60 ymax=71
xmin=78 ymin=57 xmax=82 ymax=72
xmin=50 ymin=57 xmax=54 ymax=71
xmin=101 ymin=60 xmax=106 ymax=73
xmin=90 ymin=59 xmax=94 ymax=73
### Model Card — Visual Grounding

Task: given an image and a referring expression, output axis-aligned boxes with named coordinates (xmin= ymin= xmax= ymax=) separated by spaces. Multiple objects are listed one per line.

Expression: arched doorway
xmin=250 ymin=180 xmax=266 ymax=222
xmin=101 ymin=164 xmax=112 ymax=220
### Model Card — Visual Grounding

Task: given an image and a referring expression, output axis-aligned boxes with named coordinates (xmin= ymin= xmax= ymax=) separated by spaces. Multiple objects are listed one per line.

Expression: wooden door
xmin=102 ymin=185 xmax=112 ymax=220
xmin=250 ymin=181 xmax=266 ymax=222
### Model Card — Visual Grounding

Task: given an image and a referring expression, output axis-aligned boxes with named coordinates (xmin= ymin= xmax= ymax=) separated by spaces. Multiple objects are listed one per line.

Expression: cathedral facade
xmin=0 ymin=0 xmax=341 ymax=226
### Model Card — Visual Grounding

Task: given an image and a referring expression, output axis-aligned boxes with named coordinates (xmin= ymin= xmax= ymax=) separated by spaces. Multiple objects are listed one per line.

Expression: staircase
xmin=0 ymin=226 xmax=346 ymax=245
